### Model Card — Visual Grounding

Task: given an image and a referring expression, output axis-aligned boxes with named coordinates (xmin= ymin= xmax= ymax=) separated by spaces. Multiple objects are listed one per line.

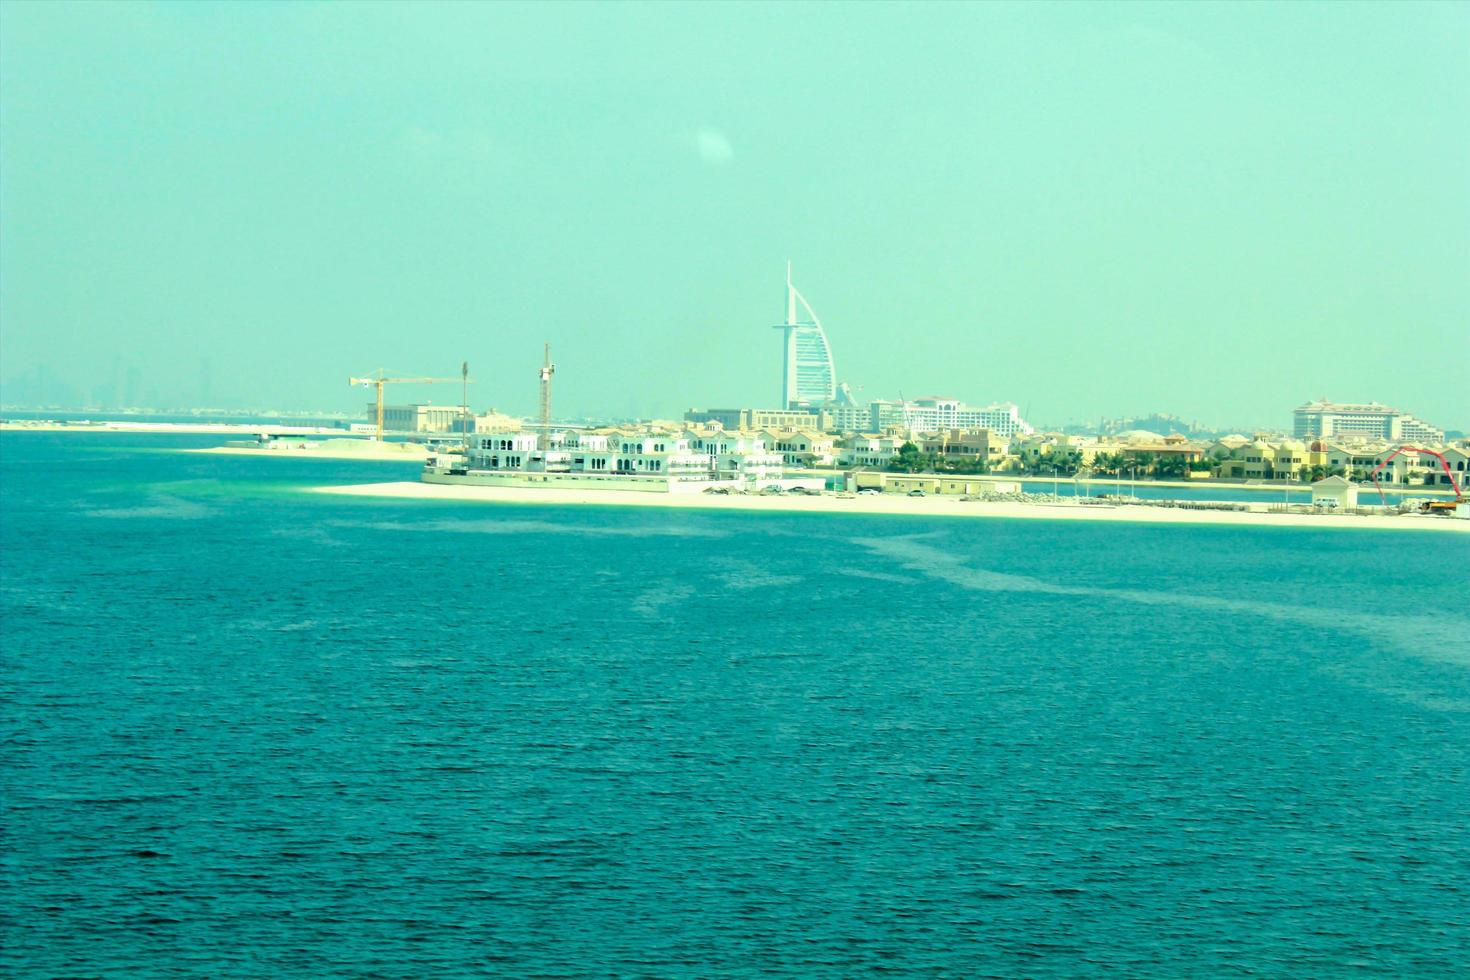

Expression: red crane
xmin=1368 ymin=446 xmax=1464 ymax=504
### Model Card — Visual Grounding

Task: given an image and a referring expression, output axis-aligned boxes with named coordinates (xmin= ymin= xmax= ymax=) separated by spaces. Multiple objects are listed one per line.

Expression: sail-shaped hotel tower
xmin=774 ymin=263 xmax=836 ymax=409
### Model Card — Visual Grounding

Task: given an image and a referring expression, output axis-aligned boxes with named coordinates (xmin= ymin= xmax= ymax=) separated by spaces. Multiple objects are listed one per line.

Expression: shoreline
xmin=4 ymin=425 xmax=1456 ymax=498
xmin=311 ymin=481 xmax=1470 ymax=533
xmin=0 ymin=421 xmax=347 ymax=435
xmin=188 ymin=445 xmax=431 ymax=462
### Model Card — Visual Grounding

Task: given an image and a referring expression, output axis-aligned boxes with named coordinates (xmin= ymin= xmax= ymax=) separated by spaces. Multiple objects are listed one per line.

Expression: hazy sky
xmin=2 ymin=1 xmax=1467 ymax=429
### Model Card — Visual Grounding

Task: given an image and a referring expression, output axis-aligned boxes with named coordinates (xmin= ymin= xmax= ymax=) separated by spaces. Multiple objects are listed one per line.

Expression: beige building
xmin=851 ymin=472 xmax=1019 ymax=495
xmin=1009 ymin=432 xmax=1204 ymax=473
xmin=376 ymin=403 xmax=464 ymax=433
xmin=468 ymin=411 xmax=523 ymax=434
xmin=685 ymin=407 xmax=832 ymax=431
xmin=1215 ymin=438 xmax=1308 ymax=480
xmin=374 ymin=403 xmax=523 ymax=435
xmin=919 ymin=428 xmax=1008 ymax=468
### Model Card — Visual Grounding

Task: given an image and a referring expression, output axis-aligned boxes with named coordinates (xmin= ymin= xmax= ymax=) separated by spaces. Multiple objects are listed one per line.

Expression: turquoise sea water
xmin=2 ymin=433 xmax=1468 ymax=977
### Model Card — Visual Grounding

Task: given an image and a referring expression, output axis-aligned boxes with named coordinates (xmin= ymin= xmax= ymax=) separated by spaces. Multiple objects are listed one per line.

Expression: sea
xmin=2 ymin=432 xmax=1467 ymax=978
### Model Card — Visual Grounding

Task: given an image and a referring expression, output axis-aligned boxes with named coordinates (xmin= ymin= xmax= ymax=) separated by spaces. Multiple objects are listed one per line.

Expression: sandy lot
xmin=311 ymin=481 xmax=1469 ymax=533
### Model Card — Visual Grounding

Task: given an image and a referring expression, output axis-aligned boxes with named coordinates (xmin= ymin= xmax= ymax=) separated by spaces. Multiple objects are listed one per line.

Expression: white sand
xmin=311 ymin=481 xmax=1470 ymax=533
xmin=191 ymin=442 xmax=430 ymax=462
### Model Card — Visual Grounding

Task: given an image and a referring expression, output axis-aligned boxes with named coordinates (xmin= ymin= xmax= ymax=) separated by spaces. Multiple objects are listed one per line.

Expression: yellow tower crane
xmin=348 ymin=370 xmax=470 ymax=441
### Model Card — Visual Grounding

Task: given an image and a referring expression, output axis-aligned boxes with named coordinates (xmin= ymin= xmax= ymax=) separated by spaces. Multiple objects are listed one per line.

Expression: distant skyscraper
xmin=773 ymin=263 xmax=836 ymax=409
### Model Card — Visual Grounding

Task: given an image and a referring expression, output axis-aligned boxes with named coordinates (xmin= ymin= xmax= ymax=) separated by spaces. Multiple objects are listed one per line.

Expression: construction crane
xmin=348 ymin=369 xmax=469 ymax=441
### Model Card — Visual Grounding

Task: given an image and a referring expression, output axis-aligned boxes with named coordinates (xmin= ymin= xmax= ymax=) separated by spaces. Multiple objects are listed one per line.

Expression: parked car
xmin=858 ymin=488 xmax=880 ymax=495
xmin=908 ymin=489 xmax=927 ymax=497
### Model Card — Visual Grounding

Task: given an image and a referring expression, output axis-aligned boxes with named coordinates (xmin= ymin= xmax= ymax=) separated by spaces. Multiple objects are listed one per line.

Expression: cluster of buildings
xmin=684 ymin=397 xmax=1034 ymax=441
xmin=1011 ymin=430 xmax=1468 ymax=488
xmin=397 ymin=269 xmax=1464 ymax=497
xmin=424 ymin=416 xmax=1469 ymax=494
xmin=357 ymin=404 xmax=521 ymax=435
xmin=728 ymin=264 xmax=1037 ymax=439
xmin=425 ymin=424 xmax=818 ymax=494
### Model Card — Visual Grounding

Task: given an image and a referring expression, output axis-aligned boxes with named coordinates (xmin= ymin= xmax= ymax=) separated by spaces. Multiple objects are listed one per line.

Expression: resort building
xmin=867 ymin=398 xmax=1035 ymax=439
xmin=684 ymin=407 xmax=831 ymax=431
xmin=685 ymin=399 xmax=1033 ymax=439
xmin=375 ymin=403 xmax=521 ymax=434
xmin=774 ymin=264 xmax=837 ymax=408
xmin=375 ymin=403 xmax=464 ymax=433
xmin=1293 ymin=399 xmax=1444 ymax=443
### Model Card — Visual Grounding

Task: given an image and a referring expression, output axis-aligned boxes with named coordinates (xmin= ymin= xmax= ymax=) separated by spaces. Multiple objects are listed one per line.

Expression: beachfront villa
xmin=423 ymin=427 xmax=819 ymax=493
xmin=1215 ymin=439 xmax=1310 ymax=480
xmin=758 ymin=428 xmax=838 ymax=468
xmin=1009 ymin=431 xmax=1206 ymax=473
xmin=839 ymin=434 xmax=911 ymax=468
xmin=918 ymin=429 xmax=1009 ymax=467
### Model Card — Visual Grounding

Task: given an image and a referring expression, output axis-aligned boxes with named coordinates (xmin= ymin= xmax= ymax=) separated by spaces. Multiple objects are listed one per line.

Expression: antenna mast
xmin=460 ymin=361 xmax=469 ymax=455
xmin=538 ymin=343 xmax=554 ymax=451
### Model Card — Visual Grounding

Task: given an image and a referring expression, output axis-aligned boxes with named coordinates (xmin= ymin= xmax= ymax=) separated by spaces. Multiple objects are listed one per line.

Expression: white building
xmin=425 ymin=427 xmax=804 ymax=493
xmin=839 ymin=434 xmax=910 ymax=468
xmin=758 ymin=428 xmax=837 ymax=467
xmin=774 ymin=264 xmax=837 ymax=409
xmin=824 ymin=402 xmax=872 ymax=433
xmin=1293 ymin=399 xmax=1444 ymax=443
xmin=868 ymin=398 xmax=1035 ymax=438
xmin=680 ymin=429 xmax=787 ymax=482
xmin=1311 ymin=475 xmax=1358 ymax=509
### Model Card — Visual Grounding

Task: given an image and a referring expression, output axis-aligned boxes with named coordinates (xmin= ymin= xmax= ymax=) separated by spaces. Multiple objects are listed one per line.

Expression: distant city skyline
xmin=2 ymin=2 xmax=1466 ymax=428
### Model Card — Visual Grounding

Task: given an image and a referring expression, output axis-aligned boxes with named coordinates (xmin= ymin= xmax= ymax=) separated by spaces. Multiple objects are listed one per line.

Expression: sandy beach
xmin=191 ymin=442 xmax=431 ymax=462
xmin=312 ymin=481 xmax=1470 ymax=533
